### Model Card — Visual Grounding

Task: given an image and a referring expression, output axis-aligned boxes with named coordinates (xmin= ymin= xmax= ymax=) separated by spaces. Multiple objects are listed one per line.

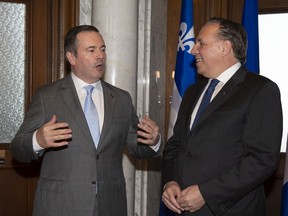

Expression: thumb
xmin=46 ymin=114 xmax=57 ymax=125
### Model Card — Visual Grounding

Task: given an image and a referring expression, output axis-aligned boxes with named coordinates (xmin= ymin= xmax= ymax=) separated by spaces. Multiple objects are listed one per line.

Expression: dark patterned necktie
xmin=192 ymin=79 xmax=219 ymax=128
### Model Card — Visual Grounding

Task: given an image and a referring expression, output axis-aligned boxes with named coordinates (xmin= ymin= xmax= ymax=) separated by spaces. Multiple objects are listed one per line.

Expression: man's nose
xmin=96 ymin=49 xmax=105 ymax=59
xmin=191 ymin=44 xmax=198 ymax=55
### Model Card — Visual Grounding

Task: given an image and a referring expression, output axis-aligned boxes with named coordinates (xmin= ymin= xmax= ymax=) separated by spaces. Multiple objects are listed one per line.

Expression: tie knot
xmin=84 ymin=85 xmax=94 ymax=95
xmin=209 ymin=79 xmax=219 ymax=88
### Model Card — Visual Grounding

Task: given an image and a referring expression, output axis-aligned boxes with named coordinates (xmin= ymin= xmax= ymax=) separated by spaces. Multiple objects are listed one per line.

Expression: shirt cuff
xmin=32 ymin=130 xmax=44 ymax=152
xmin=150 ymin=135 xmax=161 ymax=152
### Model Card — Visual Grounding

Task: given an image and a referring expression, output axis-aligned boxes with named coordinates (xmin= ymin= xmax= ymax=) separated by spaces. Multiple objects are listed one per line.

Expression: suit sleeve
xmin=125 ymin=94 xmax=163 ymax=159
xmin=161 ymin=85 xmax=195 ymax=187
xmin=10 ymin=90 xmax=46 ymax=163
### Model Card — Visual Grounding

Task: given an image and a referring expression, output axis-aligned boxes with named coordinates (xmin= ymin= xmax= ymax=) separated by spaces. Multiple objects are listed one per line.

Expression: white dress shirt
xmin=71 ymin=72 xmax=104 ymax=131
xmin=190 ymin=62 xmax=241 ymax=128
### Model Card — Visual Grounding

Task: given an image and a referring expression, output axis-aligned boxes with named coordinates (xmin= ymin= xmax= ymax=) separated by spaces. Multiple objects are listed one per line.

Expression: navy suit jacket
xmin=162 ymin=66 xmax=283 ymax=216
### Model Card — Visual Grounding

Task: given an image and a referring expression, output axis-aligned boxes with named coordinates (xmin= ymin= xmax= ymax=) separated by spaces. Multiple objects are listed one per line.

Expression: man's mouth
xmin=95 ymin=61 xmax=104 ymax=71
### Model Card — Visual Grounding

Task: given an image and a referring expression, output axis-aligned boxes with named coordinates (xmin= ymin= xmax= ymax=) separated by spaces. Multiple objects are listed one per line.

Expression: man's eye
xmin=88 ymin=49 xmax=95 ymax=52
xmin=100 ymin=47 xmax=106 ymax=52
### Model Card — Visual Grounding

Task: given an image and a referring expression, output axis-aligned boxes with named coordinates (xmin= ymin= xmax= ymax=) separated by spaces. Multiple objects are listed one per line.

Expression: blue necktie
xmin=192 ymin=79 xmax=219 ymax=127
xmin=84 ymin=85 xmax=100 ymax=148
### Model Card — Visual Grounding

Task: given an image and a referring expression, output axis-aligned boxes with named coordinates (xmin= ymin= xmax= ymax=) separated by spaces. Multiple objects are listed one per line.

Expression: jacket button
xmin=96 ymin=155 xmax=99 ymax=159
xmin=92 ymin=181 xmax=96 ymax=185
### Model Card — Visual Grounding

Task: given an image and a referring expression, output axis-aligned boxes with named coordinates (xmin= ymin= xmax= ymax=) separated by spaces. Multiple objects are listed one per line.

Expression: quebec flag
xmin=241 ymin=0 xmax=259 ymax=74
xmin=167 ymin=0 xmax=197 ymax=139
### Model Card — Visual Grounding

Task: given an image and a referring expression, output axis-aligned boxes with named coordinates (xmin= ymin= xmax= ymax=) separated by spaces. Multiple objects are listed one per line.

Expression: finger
xmin=51 ymin=127 xmax=72 ymax=143
xmin=177 ymin=195 xmax=189 ymax=209
xmin=137 ymin=128 xmax=152 ymax=139
xmin=141 ymin=117 xmax=158 ymax=131
xmin=137 ymin=137 xmax=152 ymax=145
xmin=162 ymin=196 xmax=182 ymax=214
xmin=137 ymin=132 xmax=156 ymax=145
xmin=138 ymin=121 xmax=152 ymax=133
xmin=37 ymin=117 xmax=71 ymax=148
xmin=51 ymin=140 xmax=69 ymax=147
xmin=52 ymin=132 xmax=72 ymax=143
xmin=137 ymin=125 xmax=153 ymax=144
xmin=52 ymin=127 xmax=72 ymax=136
xmin=163 ymin=188 xmax=182 ymax=209
xmin=46 ymin=114 xmax=57 ymax=126
xmin=45 ymin=115 xmax=69 ymax=131
xmin=137 ymin=121 xmax=158 ymax=138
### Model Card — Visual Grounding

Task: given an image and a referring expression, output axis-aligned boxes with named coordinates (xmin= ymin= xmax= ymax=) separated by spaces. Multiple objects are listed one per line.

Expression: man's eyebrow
xmin=86 ymin=45 xmax=96 ymax=50
xmin=85 ymin=45 xmax=106 ymax=50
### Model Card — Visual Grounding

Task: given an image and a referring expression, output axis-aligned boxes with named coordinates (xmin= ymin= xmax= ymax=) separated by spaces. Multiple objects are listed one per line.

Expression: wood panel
xmin=30 ymin=0 xmax=79 ymax=100
xmin=260 ymin=0 xmax=288 ymax=13
xmin=0 ymin=145 xmax=40 ymax=216
xmin=0 ymin=0 xmax=78 ymax=215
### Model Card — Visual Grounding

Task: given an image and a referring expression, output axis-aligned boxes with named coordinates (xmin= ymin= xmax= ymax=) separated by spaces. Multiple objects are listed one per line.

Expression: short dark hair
xmin=64 ymin=25 xmax=100 ymax=61
xmin=207 ymin=17 xmax=247 ymax=64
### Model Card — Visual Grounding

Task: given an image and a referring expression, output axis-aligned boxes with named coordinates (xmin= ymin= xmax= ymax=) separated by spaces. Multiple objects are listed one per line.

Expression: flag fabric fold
xmin=241 ymin=0 xmax=260 ymax=74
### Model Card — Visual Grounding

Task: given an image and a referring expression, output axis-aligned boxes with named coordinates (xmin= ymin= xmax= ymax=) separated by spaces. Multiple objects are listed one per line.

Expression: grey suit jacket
xmin=10 ymin=73 xmax=162 ymax=216
xmin=162 ymin=66 xmax=283 ymax=216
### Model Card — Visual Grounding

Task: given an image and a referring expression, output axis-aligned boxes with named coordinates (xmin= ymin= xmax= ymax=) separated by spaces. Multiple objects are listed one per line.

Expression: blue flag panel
xmin=241 ymin=0 xmax=260 ymax=74
xmin=174 ymin=0 xmax=198 ymax=96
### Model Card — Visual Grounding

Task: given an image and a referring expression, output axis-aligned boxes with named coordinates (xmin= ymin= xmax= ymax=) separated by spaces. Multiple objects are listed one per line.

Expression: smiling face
xmin=66 ymin=31 xmax=106 ymax=83
xmin=191 ymin=23 xmax=233 ymax=78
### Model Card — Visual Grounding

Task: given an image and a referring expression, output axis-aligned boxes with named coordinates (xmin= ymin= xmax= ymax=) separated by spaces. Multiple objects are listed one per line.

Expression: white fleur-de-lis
xmin=177 ymin=22 xmax=195 ymax=53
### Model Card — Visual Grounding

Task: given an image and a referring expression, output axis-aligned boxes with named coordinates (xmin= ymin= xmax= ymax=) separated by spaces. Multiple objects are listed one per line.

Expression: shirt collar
xmin=71 ymin=72 xmax=102 ymax=93
xmin=216 ymin=62 xmax=241 ymax=85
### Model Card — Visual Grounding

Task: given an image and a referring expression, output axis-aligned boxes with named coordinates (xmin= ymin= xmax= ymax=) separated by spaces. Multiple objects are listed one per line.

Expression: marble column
xmin=80 ymin=0 xmax=167 ymax=215
xmin=82 ymin=0 xmax=138 ymax=216
xmin=136 ymin=1 xmax=167 ymax=215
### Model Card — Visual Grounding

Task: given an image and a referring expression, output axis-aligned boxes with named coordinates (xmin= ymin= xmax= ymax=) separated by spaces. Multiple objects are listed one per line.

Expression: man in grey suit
xmin=10 ymin=25 xmax=162 ymax=216
xmin=161 ymin=18 xmax=283 ymax=215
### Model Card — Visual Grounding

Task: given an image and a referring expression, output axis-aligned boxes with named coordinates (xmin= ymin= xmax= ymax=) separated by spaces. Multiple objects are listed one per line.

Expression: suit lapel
xmin=184 ymin=79 xmax=208 ymax=135
xmin=59 ymin=74 xmax=96 ymax=149
xmin=192 ymin=67 xmax=247 ymax=129
xmin=97 ymin=81 xmax=115 ymax=150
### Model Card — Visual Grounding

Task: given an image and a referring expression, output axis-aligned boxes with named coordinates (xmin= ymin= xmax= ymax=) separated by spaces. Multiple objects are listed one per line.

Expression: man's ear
xmin=222 ymin=40 xmax=232 ymax=57
xmin=66 ymin=51 xmax=76 ymax=65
